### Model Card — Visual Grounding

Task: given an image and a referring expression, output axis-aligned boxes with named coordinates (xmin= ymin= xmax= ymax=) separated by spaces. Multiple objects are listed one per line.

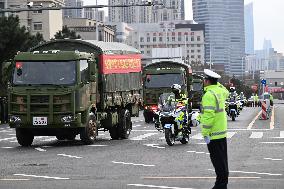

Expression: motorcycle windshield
xmin=158 ymin=93 xmax=177 ymax=112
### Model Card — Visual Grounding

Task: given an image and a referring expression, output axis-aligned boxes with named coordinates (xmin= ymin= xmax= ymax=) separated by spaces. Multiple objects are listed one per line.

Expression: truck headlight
xmin=9 ymin=116 xmax=21 ymax=123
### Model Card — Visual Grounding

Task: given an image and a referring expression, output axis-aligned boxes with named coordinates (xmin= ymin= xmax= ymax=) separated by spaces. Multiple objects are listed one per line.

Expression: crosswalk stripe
xmin=191 ymin=133 xmax=203 ymax=140
xmin=227 ymin=132 xmax=236 ymax=138
xmin=250 ymin=132 xmax=263 ymax=139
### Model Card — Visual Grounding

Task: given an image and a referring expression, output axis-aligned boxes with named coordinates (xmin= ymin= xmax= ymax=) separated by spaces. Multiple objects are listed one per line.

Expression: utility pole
xmin=95 ymin=0 xmax=98 ymax=41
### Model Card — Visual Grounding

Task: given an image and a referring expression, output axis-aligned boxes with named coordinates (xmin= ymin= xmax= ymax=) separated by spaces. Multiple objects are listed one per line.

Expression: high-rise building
xmin=63 ymin=0 xmax=83 ymax=18
xmin=108 ymin=0 xmax=184 ymax=23
xmin=108 ymin=0 xmax=152 ymax=23
xmin=192 ymin=0 xmax=245 ymax=76
xmin=244 ymin=2 xmax=254 ymax=55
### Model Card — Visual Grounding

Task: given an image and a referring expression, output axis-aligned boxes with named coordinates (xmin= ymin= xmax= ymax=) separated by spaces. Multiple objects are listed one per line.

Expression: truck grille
xmin=11 ymin=93 xmax=72 ymax=115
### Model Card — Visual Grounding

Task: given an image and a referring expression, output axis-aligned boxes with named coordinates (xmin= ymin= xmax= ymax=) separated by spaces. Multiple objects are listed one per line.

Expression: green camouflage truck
xmin=8 ymin=39 xmax=142 ymax=146
xmin=142 ymin=61 xmax=193 ymax=123
xmin=191 ymin=74 xmax=204 ymax=110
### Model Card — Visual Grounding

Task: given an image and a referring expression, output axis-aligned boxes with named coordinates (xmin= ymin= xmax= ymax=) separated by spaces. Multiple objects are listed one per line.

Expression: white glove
xmin=204 ymin=136 xmax=211 ymax=144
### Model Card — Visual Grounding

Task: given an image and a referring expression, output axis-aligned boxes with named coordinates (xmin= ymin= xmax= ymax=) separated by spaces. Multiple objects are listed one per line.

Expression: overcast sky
xmin=84 ymin=0 xmax=284 ymax=54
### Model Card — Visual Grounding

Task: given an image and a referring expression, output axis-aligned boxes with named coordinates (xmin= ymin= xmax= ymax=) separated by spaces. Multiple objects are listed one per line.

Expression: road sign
xmin=261 ymin=79 xmax=266 ymax=85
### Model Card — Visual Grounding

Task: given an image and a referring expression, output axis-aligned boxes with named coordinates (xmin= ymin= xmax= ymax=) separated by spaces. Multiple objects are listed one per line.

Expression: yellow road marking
xmin=247 ymin=110 xmax=262 ymax=130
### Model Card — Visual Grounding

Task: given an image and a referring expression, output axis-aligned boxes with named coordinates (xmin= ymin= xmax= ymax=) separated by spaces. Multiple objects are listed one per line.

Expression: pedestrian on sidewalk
xmin=200 ymin=69 xmax=229 ymax=189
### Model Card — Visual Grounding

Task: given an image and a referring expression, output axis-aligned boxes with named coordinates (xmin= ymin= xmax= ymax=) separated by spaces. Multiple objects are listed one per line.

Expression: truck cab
xmin=8 ymin=40 xmax=142 ymax=146
xmin=142 ymin=61 xmax=192 ymax=123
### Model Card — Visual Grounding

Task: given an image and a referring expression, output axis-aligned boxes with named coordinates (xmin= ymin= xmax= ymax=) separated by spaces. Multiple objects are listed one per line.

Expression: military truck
xmin=191 ymin=74 xmax=204 ymax=110
xmin=8 ymin=39 xmax=142 ymax=146
xmin=142 ymin=61 xmax=192 ymax=123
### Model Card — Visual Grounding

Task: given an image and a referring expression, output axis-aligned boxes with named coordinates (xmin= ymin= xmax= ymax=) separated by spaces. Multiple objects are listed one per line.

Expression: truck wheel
xmin=144 ymin=113 xmax=152 ymax=123
xmin=119 ymin=109 xmax=132 ymax=139
xmin=109 ymin=127 xmax=119 ymax=140
xmin=80 ymin=114 xmax=96 ymax=145
xmin=16 ymin=128 xmax=34 ymax=147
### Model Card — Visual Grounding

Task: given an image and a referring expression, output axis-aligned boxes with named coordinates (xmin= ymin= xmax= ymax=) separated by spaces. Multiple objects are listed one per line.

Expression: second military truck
xmin=142 ymin=61 xmax=193 ymax=123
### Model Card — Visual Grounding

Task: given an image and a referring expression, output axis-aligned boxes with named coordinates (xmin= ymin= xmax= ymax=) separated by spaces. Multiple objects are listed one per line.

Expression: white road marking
xmin=159 ymin=137 xmax=165 ymax=140
xmin=196 ymin=143 xmax=207 ymax=145
xmin=0 ymin=137 xmax=16 ymax=142
xmin=0 ymin=130 xmax=13 ymax=133
xmin=261 ymin=142 xmax=284 ymax=144
xmin=40 ymin=137 xmax=57 ymax=142
xmin=14 ymin=174 xmax=69 ymax=180
xmin=88 ymin=145 xmax=108 ymax=147
xmin=187 ymin=151 xmax=208 ymax=155
xmin=132 ymin=124 xmax=142 ymax=128
xmin=8 ymin=134 xmax=16 ymax=136
xmin=98 ymin=133 xmax=105 ymax=136
xmin=249 ymin=132 xmax=263 ymax=139
xmin=35 ymin=148 xmax=46 ymax=152
xmin=272 ymin=131 xmax=284 ymax=139
xmin=264 ymin=158 xmax=282 ymax=161
xmin=227 ymin=132 xmax=236 ymax=138
xmin=57 ymin=154 xmax=82 ymax=159
xmin=208 ymin=169 xmax=282 ymax=176
xmin=132 ymin=130 xmax=157 ymax=132
xmin=1 ymin=147 xmax=14 ymax=149
xmin=144 ymin=144 xmax=165 ymax=149
xmin=0 ymin=179 xmax=29 ymax=181
xmin=112 ymin=161 xmax=155 ymax=167
xmin=127 ymin=184 xmax=193 ymax=189
xmin=247 ymin=110 xmax=262 ymax=130
xmin=191 ymin=133 xmax=203 ymax=140
xmin=130 ymin=133 xmax=158 ymax=140
xmin=9 ymin=140 xmax=18 ymax=143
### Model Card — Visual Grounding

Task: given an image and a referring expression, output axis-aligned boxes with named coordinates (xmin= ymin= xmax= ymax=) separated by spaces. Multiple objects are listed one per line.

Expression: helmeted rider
xmin=170 ymin=84 xmax=188 ymax=138
xmin=228 ymin=86 xmax=240 ymax=115
xmin=239 ymin=92 xmax=245 ymax=100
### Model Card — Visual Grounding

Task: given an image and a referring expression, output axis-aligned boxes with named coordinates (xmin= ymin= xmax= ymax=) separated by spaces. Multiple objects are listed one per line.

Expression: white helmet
xmin=191 ymin=111 xmax=200 ymax=127
xmin=171 ymin=84 xmax=181 ymax=93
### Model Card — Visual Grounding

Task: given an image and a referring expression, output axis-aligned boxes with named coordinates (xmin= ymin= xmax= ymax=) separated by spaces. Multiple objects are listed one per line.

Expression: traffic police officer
xmin=171 ymin=84 xmax=188 ymax=137
xmin=200 ymin=69 xmax=229 ymax=189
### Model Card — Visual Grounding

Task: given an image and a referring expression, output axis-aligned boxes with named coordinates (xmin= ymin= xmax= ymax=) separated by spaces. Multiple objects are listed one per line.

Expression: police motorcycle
xmin=154 ymin=93 xmax=199 ymax=146
xmin=226 ymin=96 xmax=238 ymax=121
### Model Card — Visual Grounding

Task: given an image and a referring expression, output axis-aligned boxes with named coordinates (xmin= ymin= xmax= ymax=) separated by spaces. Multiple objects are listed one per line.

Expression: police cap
xmin=204 ymin=69 xmax=221 ymax=79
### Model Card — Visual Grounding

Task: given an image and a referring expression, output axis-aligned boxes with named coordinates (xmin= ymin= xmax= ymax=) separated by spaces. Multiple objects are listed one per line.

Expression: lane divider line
xmin=127 ymin=183 xmax=193 ymax=189
xmin=112 ymin=161 xmax=155 ymax=167
xmin=247 ymin=110 xmax=262 ymax=130
xmin=14 ymin=174 xmax=70 ymax=180
xmin=57 ymin=154 xmax=82 ymax=159
xmin=270 ymin=106 xmax=275 ymax=130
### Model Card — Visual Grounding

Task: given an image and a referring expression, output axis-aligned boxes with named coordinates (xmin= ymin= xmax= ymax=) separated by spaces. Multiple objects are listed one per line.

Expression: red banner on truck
xmin=100 ymin=54 xmax=142 ymax=74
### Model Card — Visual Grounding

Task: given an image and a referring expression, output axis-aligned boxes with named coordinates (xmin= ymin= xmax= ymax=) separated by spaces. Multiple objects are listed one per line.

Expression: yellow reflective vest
xmin=200 ymin=84 xmax=227 ymax=140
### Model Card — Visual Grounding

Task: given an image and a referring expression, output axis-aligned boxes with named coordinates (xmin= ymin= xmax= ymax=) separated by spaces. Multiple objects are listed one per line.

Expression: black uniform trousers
xmin=207 ymin=137 xmax=229 ymax=189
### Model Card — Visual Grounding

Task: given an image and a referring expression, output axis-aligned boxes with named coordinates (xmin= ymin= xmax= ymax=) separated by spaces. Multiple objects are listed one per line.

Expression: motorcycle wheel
xmin=232 ymin=112 xmax=236 ymax=121
xmin=165 ymin=128 xmax=175 ymax=146
xmin=180 ymin=138 xmax=188 ymax=144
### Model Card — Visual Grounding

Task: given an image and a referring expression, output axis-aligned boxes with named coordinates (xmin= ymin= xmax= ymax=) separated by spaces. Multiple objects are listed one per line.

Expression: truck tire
xmin=80 ymin=114 xmax=96 ymax=145
xmin=16 ymin=128 xmax=34 ymax=147
xmin=144 ymin=112 xmax=152 ymax=123
xmin=109 ymin=126 xmax=119 ymax=140
xmin=119 ymin=109 xmax=132 ymax=139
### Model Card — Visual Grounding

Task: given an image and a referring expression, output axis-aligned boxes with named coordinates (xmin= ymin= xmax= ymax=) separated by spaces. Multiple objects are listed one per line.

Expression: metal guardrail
xmin=0 ymin=96 xmax=8 ymax=124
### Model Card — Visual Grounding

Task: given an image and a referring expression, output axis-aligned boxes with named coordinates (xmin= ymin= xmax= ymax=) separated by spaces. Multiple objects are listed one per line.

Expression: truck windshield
xmin=13 ymin=61 xmax=76 ymax=85
xmin=145 ymin=73 xmax=184 ymax=88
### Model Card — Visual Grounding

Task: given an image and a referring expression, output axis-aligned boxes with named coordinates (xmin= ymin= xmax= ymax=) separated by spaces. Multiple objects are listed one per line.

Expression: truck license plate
xmin=33 ymin=117 xmax=47 ymax=125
